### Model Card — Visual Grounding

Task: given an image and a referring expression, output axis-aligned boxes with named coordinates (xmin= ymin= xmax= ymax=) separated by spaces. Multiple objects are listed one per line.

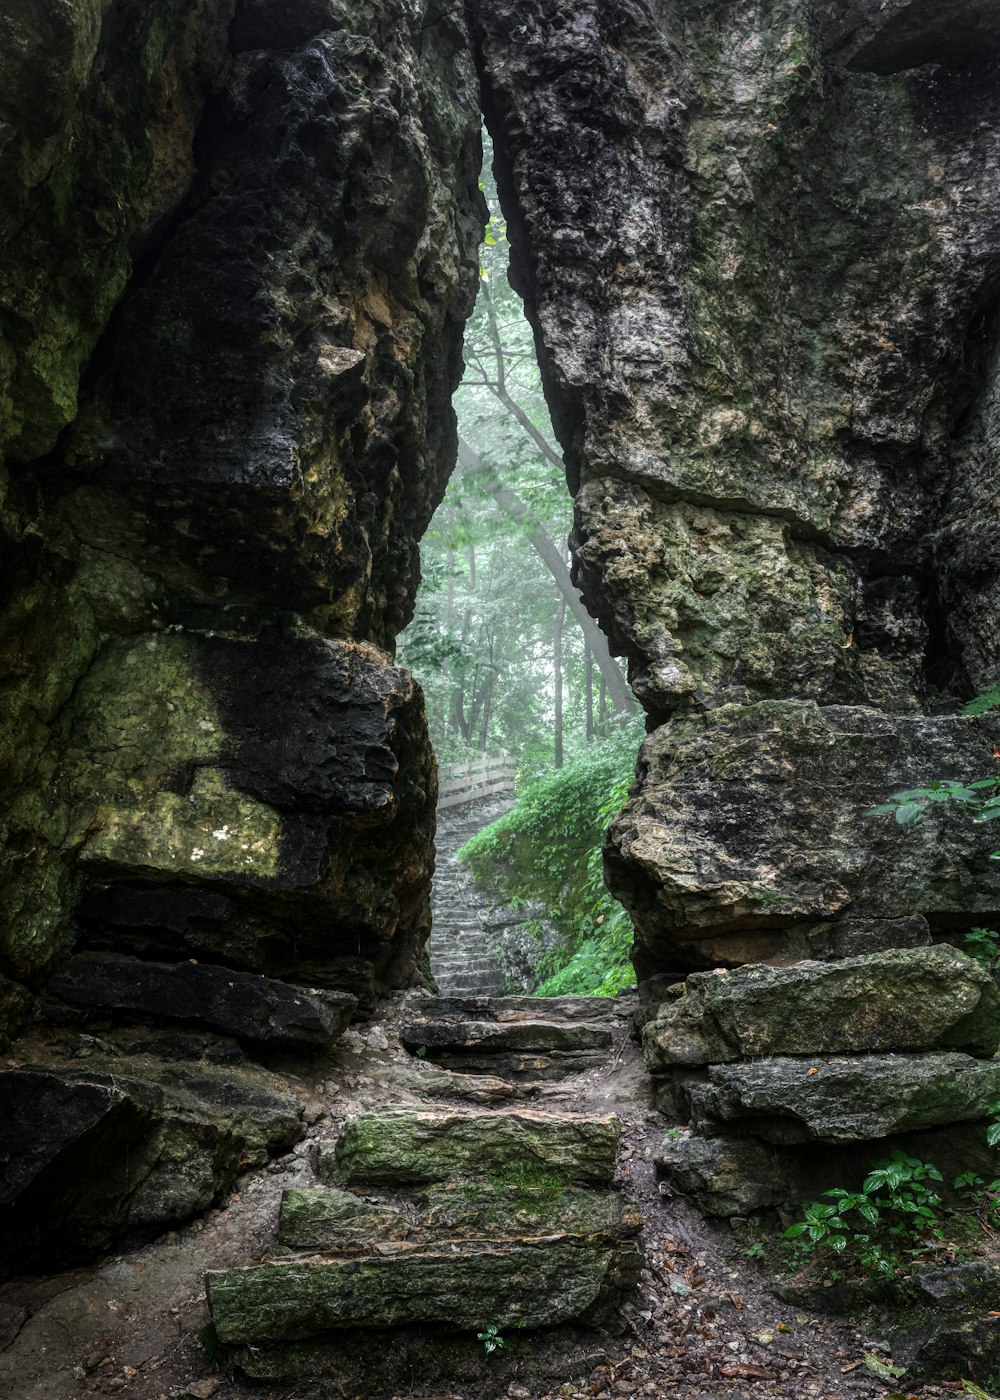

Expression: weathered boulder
xmin=654 ymin=1135 xmax=785 ymax=1217
xmin=657 ymin=1122 xmax=1000 ymax=1219
xmin=643 ymin=946 xmax=1000 ymax=1070
xmin=890 ymin=1262 xmax=1000 ymax=1381
xmin=326 ymin=1107 xmax=620 ymax=1187
xmin=0 ymin=1060 xmax=303 ymax=1270
xmin=43 ymin=952 xmax=356 ymax=1049
xmin=469 ymin=0 xmax=1000 ymax=721
xmin=0 ymin=0 xmax=482 ymax=1050
xmin=61 ymin=631 xmax=436 ymax=1001
xmin=0 ymin=0 xmax=237 ymax=1027
xmin=606 ymin=703 xmax=1000 ymax=974
xmin=681 ymin=1052 xmax=1000 ymax=1145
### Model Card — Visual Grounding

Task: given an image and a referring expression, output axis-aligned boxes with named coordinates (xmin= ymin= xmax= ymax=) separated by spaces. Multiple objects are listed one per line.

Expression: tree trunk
xmin=457 ymin=439 xmax=634 ymax=715
xmin=554 ymin=596 xmax=566 ymax=768
xmin=585 ymin=644 xmax=595 ymax=742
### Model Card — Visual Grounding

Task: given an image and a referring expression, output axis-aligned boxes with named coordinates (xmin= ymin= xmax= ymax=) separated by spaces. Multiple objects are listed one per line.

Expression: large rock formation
xmin=467 ymin=0 xmax=1000 ymax=965
xmin=467 ymin=0 xmax=1000 ymax=1202
xmin=5 ymin=0 xmax=1000 ymax=1275
xmin=0 ymin=0 xmax=482 ymax=1262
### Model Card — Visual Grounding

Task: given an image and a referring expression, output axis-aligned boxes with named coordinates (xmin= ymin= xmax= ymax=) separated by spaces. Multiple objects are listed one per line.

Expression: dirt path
xmin=0 ymin=991 xmax=962 ymax=1400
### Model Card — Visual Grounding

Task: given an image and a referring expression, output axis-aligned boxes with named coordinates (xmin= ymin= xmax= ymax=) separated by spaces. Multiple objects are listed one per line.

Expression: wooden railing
xmin=438 ymin=753 xmax=517 ymax=811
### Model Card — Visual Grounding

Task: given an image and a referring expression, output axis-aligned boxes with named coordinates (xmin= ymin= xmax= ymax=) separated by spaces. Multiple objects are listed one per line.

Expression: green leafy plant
xmin=953 ymin=1166 xmax=1000 ymax=1227
xmin=964 ymin=927 xmax=1000 ymax=972
xmin=959 ymin=1382 xmax=1000 ymax=1400
xmin=783 ymin=1150 xmax=944 ymax=1279
xmin=987 ymin=1100 xmax=1000 ymax=1149
xmin=477 ymin=1323 xmax=506 ymax=1356
xmin=744 ymin=1241 xmax=766 ymax=1261
xmin=864 ymin=1352 xmax=906 ymax=1382
xmin=869 ymin=778 xmax=1000 ymax=829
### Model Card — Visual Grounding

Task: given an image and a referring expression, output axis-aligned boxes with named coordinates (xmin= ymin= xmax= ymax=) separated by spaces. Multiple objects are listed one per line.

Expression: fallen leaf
xmin=719 ymin=1365 xmax=775 ymax=1380
xmin=864 ymin=1352 xmax=905 ymax=1382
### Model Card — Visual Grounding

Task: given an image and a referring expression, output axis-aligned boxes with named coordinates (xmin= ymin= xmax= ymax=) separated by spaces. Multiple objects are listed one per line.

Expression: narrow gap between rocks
xmin=398 ymin=135 xmax=642 ymax=1003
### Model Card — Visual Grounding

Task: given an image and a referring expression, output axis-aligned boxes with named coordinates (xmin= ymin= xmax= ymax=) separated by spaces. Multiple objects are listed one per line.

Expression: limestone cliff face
xmin=468 ymin=0 xmax=1000 ymax=973
xmin=0 ymin=0 xmax=481 ymax=1264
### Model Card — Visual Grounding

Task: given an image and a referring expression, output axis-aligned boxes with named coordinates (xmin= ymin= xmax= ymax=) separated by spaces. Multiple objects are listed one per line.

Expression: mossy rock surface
xmin=682 ymin=1051 xmax=1000 ymax=1144
xmin=278 ymin=1187 xmax=411 ymax=1250
xmin=643 ymin=945 xmax=1000 ymax=1069
xmin=417 ymin=1179 xmax=640 ymax=1245
xmin=325 ymin=1107 xmax=620 ymax=1187
xmin=207 ymin=1237 xmax=621 ymax=1342
xmin=402 ymin=1017 xmax=612 ymax=1053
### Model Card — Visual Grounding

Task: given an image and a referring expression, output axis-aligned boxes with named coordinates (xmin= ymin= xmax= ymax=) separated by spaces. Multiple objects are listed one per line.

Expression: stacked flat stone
xmin=207 ymin=1104 xmax=640 ymax=1373
xmin=648 ymin=946 xmax=1000 ymax=1214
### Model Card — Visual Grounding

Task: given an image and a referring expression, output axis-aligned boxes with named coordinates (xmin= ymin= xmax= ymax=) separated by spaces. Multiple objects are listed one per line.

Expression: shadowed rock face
xmin=467 ymin=0 xmax=1000 ymax=972
xmin=815 ymin=0 xmax=1000 ymax=75
xmin=1 ymin=0 xmax=482 ymax=1007
xmin=0 ymin=0 xmax=482 ymax=1257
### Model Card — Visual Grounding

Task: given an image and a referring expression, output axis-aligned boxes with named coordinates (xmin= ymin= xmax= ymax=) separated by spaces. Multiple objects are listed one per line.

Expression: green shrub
xmin=964 ymin=926 xmax=1000 ymax=972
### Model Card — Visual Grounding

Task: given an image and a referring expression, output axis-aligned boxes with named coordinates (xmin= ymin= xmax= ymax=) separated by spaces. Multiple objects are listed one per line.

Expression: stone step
xmin=319 ymin=1106 xmax=620 ymax=1186
xmin=434 ymin=970 xmax=506 ymax=985
xmin=413 ymin=994 xmax=618 ymax=1023
xmin=276 ymin=1180 xmax=638 ymax=1253
xmin=432 ymin=958 xmax=502 ymax=975
xmin=406 ymin=1063 xmax=539 ymax=1104
xmin=207 ymin=1233 xmax=629 ymax=1343
xmin=427 ymin=1048 xmax=609 ymax=1081
xmin=435 ymin=981 xmax=508 ymax=998
xmin=203 ymin=1049 xmax=640 ymax=1366
xmin=402 ymin=1017 xmax=612 ymax=1056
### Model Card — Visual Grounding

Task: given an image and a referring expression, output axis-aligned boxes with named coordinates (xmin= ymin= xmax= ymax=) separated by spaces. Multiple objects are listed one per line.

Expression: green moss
xmin=488 ymin=1162 xmax=568 ymax=1200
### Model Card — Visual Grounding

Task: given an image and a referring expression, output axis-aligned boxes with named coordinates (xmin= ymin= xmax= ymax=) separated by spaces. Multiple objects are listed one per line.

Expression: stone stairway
xmin=204 ymin=992 xmax=640 ymax=1388
xmin=428 ymin=798 xmax=511 ymax=996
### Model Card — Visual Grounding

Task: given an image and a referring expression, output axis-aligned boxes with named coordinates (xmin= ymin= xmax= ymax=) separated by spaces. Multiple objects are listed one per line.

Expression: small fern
xmin=962 ymin=686 xmax=1000 ymax=716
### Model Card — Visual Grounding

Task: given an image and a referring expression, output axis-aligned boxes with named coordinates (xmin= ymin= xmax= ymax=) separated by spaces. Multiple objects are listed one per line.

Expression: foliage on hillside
xmin=457 ymin=723 xmax=643 ymax=995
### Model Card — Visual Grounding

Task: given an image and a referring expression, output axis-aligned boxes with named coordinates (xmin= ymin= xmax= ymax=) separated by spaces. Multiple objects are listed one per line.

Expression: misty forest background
xmin=398 ymin=145 xmax=642 ymax=997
